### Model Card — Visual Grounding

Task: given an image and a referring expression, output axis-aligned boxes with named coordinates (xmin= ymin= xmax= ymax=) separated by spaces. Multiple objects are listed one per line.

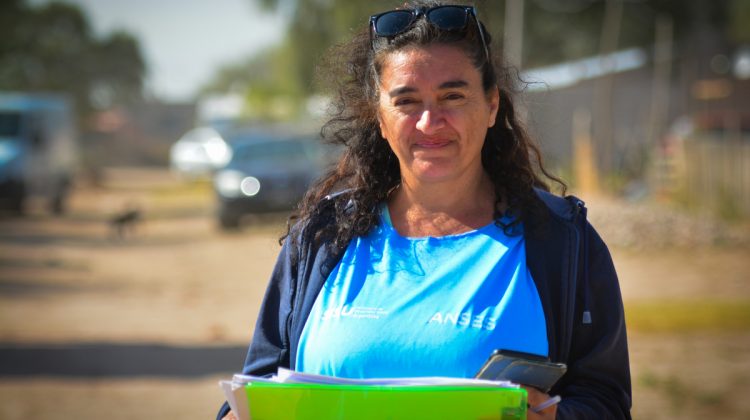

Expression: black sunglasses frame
xmin=369 ymin=5 xmax=490 ymax=64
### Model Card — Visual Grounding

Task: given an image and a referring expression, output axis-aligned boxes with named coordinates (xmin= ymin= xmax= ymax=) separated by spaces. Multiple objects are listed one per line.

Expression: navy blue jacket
xmin=218 ymin=190 xmax=632 ymax=419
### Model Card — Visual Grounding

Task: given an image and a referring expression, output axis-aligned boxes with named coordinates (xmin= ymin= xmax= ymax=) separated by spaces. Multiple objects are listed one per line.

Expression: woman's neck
xmin=388 ymin=171 xmax=501 ymax=237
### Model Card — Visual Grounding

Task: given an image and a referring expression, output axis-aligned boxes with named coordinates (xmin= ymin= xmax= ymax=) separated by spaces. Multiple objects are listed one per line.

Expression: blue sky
xmin=31 ymin=0 xmax=287 ymax=102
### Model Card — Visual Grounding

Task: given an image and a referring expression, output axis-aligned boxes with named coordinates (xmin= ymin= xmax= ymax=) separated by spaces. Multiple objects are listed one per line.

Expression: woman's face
xmin=377 ymin=43 xmax=499 ymax=186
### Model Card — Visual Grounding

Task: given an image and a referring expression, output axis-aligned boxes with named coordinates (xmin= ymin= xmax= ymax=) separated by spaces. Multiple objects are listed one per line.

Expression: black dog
xmin=109 ymin=207 xmax=142 ymax=239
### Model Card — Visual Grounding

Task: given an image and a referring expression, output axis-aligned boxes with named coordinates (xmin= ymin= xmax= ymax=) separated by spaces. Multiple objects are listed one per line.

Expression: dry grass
xmin=626 ymin=300 xmax=750 ymax=333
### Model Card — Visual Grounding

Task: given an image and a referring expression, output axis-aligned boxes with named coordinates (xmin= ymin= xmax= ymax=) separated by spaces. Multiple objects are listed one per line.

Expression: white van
xmin=0 ymin=93 xmax=77 ymax=214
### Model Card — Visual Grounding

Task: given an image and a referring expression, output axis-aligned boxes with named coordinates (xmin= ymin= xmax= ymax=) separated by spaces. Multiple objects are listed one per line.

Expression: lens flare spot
xmin=240 ymin=177 xmax=261 ymax=196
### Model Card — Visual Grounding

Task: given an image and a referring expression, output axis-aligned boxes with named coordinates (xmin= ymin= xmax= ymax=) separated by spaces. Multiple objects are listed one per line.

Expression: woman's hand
xmin=523 ymin=386 xmax=558 ymax=420
xmin=222 ymin=411 xmax=238 ymax=420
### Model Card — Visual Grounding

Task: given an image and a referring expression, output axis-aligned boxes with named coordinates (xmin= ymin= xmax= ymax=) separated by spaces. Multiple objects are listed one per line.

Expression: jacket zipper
xmin=561 ymin=197 xmax=588 ymax=362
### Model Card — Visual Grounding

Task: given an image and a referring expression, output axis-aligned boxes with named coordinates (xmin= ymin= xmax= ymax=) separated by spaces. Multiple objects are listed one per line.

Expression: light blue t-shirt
xmin=296 ymin=204 xmax=548 ymax=379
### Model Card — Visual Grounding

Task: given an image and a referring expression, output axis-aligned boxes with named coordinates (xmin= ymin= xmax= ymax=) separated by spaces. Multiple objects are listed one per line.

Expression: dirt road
xmin=0 ymin=167 xmax=748 ymax=419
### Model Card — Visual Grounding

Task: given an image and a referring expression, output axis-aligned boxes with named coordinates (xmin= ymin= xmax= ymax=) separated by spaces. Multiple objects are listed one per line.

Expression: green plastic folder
xmin=244 ymin=381 xmax=527 ymax=420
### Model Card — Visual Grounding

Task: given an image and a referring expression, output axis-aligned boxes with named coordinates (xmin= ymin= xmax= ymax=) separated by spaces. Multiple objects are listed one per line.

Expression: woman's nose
xmin=415 ymin=107 xmax=445 ymax=134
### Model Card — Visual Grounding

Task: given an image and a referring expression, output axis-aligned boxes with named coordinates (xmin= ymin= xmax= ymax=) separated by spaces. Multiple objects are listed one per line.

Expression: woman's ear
xmin=487 ymin=86 xmax=500 ymax=128
xmin=377 ymin=113 xmax=388 ymax=140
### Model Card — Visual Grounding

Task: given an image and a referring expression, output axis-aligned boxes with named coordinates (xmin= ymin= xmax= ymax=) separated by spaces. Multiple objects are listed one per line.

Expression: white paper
xmin=219 ymin=379 xmax=250 ymax=420
xmin=231 ymin=367 xmax=518 ymax=388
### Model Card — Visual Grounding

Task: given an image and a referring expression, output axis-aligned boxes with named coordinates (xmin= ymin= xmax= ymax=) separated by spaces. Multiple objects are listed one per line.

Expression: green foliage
xmin=201 ymin=44 xmax=306 ymax=119
xmin=204 ymin=0 xmax=402 ymax=119
xmin=0 ymin=1 xmax=146 ymax=117
xmin=266 ymin=0 xmax=400 ymax=106
xmin=728 ymin=0 xmax=750 ymax=43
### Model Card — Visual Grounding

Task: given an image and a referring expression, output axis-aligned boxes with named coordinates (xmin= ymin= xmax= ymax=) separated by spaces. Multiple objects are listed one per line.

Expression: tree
xmin=0 ymin=0 xmax=146 ymax=117
xmin=88 ymin=31 xmax=146 ymax=108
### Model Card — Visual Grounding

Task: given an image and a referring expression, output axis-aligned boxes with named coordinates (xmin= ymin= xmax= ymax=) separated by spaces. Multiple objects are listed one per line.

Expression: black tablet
xmin=475 ymin=349 xmax=567 ymax=393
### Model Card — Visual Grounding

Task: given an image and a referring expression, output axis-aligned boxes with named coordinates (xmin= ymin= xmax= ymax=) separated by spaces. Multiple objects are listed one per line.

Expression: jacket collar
xmin=534 ymin=187 xmax=584 ymax=223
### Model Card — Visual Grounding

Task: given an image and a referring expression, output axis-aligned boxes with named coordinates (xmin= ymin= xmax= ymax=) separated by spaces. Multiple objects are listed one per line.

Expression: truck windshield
xmin=0 ymin=112 xmax=21 ymax=137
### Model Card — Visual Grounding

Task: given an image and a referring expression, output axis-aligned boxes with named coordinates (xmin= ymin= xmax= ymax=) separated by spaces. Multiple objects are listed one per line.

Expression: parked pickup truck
xmin=0 ymin=93 xmax=78 ymax=214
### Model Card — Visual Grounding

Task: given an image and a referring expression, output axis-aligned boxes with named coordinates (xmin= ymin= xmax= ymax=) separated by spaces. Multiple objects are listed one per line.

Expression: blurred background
xmin=0 ymin=0 xmax=748 ymax=418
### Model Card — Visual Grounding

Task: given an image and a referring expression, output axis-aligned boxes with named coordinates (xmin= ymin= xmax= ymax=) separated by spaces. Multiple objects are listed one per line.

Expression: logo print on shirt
xmin=322 ymin=305 xmax=389 ymax=321
xmin=428 ymin=311 xmax=497 ymax=331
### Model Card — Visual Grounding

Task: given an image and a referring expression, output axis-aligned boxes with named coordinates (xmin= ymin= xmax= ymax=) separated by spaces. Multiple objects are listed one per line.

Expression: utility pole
xmin=593 ymin=0 xmax=624 ymax=179
xmin=504 ymin=0 xmax=525 ymax=71
xmin=648 ymin=15 xmax=674 ymax=197
xmin=648 ymin=15 xmax=674 ymax=149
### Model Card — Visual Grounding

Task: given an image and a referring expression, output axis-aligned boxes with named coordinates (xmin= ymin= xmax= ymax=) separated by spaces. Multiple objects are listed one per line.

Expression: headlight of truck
xmin=240 ymin=176 xmax=261 ymax=197
xmin=215 ymin=171 xmax=262 ymax=198
xmin=214 ymin=170 xmax=244 ymax=198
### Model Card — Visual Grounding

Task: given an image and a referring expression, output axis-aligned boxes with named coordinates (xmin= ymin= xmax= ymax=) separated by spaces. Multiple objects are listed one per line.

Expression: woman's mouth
xmin=414 ymin=139 xmax=451 ymax=149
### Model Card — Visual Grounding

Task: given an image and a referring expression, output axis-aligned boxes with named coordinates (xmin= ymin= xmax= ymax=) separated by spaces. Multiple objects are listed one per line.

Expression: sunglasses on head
xmin=369 ymin=5 xmax=490 ymax=63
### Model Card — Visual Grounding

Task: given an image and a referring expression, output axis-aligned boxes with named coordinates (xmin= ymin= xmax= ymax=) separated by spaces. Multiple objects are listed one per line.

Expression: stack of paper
xmin=220 ymin=368 xmax=527 ymax=420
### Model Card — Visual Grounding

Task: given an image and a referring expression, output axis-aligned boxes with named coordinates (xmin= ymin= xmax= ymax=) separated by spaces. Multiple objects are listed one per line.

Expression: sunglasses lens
xmin=426 ymin=6 xmax=468 ymax=31
xmin=374 ymin=11 xmax=414 ymax=37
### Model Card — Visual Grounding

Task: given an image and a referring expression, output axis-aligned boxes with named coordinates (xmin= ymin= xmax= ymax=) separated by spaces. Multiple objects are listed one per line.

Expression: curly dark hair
xmin=285 ymin=0 xmax=565 ymax=251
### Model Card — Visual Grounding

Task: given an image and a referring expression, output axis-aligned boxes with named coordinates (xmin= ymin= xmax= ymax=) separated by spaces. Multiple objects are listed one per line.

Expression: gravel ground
xmin=585 ymin=194 xmax=750 ymax=249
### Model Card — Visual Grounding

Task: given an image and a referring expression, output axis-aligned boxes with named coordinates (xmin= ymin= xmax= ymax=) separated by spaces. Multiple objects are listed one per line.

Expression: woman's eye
xmin=445 ymin=93 xmax=465 ymax=101
xmin=394 ymin=98 xmax=417 ymax=106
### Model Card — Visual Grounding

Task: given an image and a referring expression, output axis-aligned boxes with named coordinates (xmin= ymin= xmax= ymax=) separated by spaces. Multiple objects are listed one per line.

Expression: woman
xmin=219 ymin=1 xmax=631 ymax=419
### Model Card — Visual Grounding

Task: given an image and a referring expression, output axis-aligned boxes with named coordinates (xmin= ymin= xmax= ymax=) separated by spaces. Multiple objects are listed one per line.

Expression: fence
xmin=669 ymin=136 xmax=750 ymax=219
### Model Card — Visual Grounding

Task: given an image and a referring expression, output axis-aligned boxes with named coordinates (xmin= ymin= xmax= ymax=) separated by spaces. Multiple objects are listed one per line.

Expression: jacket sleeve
xmin=556 ymin=223 xmax=632 ymax=420
xmin=216 ymin=238 xmax=298 ymax=419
